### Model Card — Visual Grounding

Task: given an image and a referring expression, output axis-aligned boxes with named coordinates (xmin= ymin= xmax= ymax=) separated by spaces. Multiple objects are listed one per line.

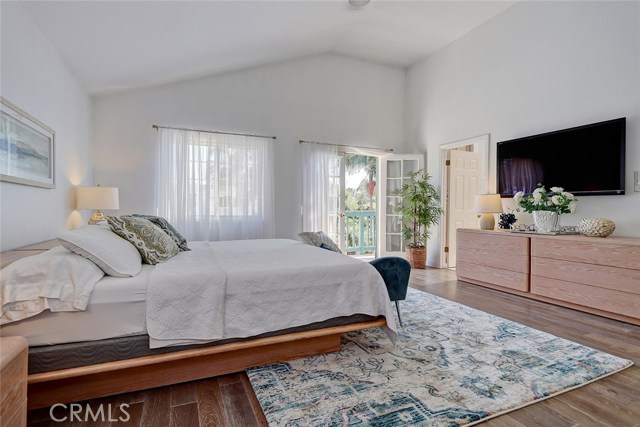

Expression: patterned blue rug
xmin=247 ymin=288 xmax=633 ymax=426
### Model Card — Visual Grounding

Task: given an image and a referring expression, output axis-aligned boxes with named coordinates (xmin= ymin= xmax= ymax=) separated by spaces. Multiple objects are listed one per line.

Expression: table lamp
xmin=473 ymin=194 xmax=503 ymax=230
xmin=76 ymin=186 xmax=119 ymax=224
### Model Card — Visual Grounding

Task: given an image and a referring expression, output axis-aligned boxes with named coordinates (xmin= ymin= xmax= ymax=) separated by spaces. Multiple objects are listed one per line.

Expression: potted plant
xmin=514 ymin=185 xmax=577 ymax=232
xmin=392 ymin=169 xmax=444 ymax=269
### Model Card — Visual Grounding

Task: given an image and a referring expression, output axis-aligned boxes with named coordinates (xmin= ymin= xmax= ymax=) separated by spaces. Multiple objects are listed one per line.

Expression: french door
xmin=378 ymin=154 xmax=424 ymax=257
xmin=327 ymin=154 xmax=343 ymax=250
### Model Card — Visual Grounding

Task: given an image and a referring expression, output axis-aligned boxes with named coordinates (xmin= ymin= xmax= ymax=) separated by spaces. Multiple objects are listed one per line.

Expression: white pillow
xmin=57 ymin=226 xmax=142 ymax=277
xmin=1 ymin=246 xmax=105 ymax=325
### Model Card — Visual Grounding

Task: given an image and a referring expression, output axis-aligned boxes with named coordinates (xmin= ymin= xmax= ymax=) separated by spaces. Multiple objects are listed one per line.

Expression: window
xmin=155 ymin=128 xmax=274 ymax=241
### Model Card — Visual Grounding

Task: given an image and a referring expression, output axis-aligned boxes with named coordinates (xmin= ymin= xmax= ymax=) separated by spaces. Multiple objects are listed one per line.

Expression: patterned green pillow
xmin=106 ymin=216 xmax=180 ymax=264
xmin=132 ymin=214 xmax=190 ymax=251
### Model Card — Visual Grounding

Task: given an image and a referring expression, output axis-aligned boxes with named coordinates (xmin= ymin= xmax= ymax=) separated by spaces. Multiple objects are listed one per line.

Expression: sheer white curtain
xmin=301 ymin=143 xmax=341 ymax=243
xmin=156 ymin=128 xmax=275 ymax=241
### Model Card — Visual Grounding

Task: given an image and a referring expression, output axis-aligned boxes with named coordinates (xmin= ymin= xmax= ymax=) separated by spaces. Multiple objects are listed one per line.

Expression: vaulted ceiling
xmin=19 ymin=1 xmax=515 ymax=94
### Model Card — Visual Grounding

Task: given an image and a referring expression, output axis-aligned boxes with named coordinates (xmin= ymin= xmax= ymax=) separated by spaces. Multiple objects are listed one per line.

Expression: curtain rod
xmin=298 ymin=139 xmax=393 ymax=153
xmin=152 ymin=125 xmax=277 ymax=140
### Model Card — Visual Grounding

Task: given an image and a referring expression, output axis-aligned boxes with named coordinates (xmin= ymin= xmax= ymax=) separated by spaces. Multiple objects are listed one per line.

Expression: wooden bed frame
xmin=1 ymin=240 xmax=387 ymax=410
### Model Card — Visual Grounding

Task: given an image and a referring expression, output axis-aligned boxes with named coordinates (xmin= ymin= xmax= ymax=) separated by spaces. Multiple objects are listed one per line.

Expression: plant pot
xmin=532 ymin=211 xmax=558 ymax=233
xmin=406 ymin=246 xmax=426 ymax=269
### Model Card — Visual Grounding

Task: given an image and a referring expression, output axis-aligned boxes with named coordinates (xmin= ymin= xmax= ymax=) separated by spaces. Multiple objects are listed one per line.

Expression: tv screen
xmin=497 ymin=118 xmax=625 ymax=197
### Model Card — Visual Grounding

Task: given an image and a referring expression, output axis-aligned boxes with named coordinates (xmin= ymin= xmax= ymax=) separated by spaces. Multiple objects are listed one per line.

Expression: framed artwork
xmin=0 ymin=97 xmax=55 ymax=189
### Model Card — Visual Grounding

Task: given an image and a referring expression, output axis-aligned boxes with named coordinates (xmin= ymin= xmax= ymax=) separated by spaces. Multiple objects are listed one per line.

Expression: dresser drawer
xmin=532 ymin=257 xmax=640 ymax=295
xmin=531 ymin=275 xmax=640 ymax=320
xmin=457 ymin=230 xmax=529 ymax=255
xmin=458 ymin=246 xmax=529 ymax=273
xmin=532 ymin=238 xmax=640 ymax=270
xmin=457 ymin=261 xmax=529 ymax=292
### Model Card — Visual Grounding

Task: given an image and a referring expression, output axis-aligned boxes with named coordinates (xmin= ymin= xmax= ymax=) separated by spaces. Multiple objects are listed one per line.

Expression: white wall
xmin=93 ymin=53 xmax=405 ymax=239
xmin=0 ymin=2 xmax=93 ymax=250
xmin=406 ymin=1 xmax=640 ymax=267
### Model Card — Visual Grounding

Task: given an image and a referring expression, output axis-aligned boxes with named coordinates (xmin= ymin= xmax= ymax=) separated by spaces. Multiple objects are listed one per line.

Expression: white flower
xmin=533 ymin=187 xmax=543 ymax=195
xmin=562 ymin=191 xmax=575 ymax=200
xmin=513 ymin=191 xmax=523 ymax=204
xmin=551 ymin=195 xmax=561 ymax=205
xmin=533 ymin=192 xmax=542 ymax=203
xmin=550 ymin=186 xmax=564 ymax=193
xmin=569 ymin=201 xmax=577 ymax=213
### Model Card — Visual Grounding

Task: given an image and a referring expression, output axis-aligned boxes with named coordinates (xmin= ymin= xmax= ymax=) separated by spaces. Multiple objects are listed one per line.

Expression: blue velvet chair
xmin=369 ymin=257 xmax=411 ymax=326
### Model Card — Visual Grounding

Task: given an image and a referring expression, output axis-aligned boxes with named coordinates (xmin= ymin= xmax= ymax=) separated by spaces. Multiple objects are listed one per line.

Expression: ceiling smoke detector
xmin=349 ymin=0 xmax=371 ymax=7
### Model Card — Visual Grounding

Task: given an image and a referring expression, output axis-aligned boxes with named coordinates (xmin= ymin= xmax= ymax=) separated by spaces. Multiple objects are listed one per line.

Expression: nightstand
xmin=1 ymin=336 xmax=28 ymax=427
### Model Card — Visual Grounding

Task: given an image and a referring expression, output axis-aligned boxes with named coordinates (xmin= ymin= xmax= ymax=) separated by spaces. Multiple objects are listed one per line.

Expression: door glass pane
xmin=386 ymin=196 xmax=400 ymax=212
xmin=403 ymin=159 xmax=418 ymax=176
xmin=386 ymin=234 xmax=402 ymax=252
xmin=387 ymin=160 xmax=401 ymax=178
xmin=386 ymin=178 xmax=401 ymax=193
xmin=386 ymin=215 xmax=401 ymax=233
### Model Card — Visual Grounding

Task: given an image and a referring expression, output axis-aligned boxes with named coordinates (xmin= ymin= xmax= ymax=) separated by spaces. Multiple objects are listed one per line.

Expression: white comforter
xmin=146 ymin=239 xmax=397 ymax=348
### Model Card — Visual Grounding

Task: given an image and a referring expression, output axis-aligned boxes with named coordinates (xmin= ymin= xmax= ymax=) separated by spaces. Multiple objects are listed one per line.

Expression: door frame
xmin=439 ymin=134 xmax=490 ymax=268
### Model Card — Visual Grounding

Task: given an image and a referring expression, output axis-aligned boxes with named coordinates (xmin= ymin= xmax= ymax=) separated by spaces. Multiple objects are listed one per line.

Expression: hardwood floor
xmin=27 ymin=268 xmax=640 ymax=426
xmin=27 ymin=374 xmax=268 ymax=427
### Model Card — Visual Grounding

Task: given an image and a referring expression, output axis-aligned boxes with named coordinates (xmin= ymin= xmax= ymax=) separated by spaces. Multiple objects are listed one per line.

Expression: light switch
xmin=635 ymin=170 xmax=640 ymax=192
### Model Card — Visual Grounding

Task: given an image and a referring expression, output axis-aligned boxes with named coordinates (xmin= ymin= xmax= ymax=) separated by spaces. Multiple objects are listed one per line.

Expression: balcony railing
xmin=344 ymin=210 xmax=376 ymax=255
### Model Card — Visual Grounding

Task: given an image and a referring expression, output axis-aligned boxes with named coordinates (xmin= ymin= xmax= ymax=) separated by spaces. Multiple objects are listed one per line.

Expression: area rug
xmin=247 ymin=288 xmax=633 ymax=427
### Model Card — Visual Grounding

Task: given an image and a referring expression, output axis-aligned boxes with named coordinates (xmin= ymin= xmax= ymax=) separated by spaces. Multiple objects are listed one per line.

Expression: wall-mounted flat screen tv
xmin=497 ymin=118 xmax=625 ymax=197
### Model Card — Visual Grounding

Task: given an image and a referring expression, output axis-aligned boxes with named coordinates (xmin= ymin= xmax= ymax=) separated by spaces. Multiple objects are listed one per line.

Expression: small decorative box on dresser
xmin=456 ymin=229 xmax=640 ymax=325
xmin=0 ymin=336 xmax=28 ymax=427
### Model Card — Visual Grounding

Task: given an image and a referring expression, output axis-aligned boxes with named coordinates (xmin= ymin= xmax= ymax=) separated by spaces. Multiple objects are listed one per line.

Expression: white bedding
xmin=147 ymin=243 xmax=227 ymax=344
xmin=0 ymin=265 xmax=152 ymax=346
xmin=2 ymin=239 xmax=397 ymax=348
xmin=1 ymin=247 xmax=105 ymax=325
xmin=148 ymin=239 xmax=397 ymax=348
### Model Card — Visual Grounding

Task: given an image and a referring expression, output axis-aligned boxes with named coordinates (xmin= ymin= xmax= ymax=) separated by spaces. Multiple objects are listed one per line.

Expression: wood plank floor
xmin=27 ymin=268 xmax=640 ymax=426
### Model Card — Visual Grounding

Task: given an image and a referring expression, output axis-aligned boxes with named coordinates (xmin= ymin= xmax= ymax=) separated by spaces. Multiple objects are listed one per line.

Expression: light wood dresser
xmin=456 ymin=228 xmax=640 ymax=325
xmin=1 ymin=336 xmax=28 ymax=427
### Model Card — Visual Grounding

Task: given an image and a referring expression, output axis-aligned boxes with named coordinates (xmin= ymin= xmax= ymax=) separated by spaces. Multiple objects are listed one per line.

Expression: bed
xmin=1 ymin=238 xmax=396 ymax=409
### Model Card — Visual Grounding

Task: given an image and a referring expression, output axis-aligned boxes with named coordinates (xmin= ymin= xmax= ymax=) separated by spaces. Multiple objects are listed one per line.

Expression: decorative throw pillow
xmin=57 ymin=225 xmax=142 ymax=277
xmin=106 ymin=216 xmax=180 ymax=265
xmin=319 ymin=243 xmax=335 ymax=251
xmin=298 ymin=231 xmax=342 ymax=253
xmin=132 ymin=214 xmax=190 ymax=251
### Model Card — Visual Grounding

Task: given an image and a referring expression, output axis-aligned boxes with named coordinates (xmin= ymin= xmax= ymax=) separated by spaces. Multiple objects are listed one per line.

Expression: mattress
xmin=0 ymin=265 xmax=153 ymax=346
xmin=28 ymin=314 xmax=379 ymax=374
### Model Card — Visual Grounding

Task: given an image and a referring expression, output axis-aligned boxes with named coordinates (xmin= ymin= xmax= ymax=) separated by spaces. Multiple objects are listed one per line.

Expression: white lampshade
xmin=473 ymin=194 xmax=503 ymax=213
xmin=76 ymin=186 xmax=119 ymax=210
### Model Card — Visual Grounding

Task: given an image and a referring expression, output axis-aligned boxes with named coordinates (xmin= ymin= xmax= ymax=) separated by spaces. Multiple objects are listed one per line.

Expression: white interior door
xmin=379 ymin=154 xmax=424 ymax=257
xmin=447 ymin=150 xmax=483 ymax=267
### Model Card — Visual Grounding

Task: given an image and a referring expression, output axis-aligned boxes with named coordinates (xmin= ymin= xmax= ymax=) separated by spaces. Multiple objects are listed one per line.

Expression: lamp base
xmin=479 ymin=213 xmax=495 ymax=230
xmin=88 ymin=210 xmax=106 ymax=225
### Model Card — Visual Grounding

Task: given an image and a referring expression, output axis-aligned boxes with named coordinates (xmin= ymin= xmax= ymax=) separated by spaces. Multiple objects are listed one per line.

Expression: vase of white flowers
xmin=513 ymin=185 xmax=577 ymax=232
xmin=532 ymin=211 xmax=559 ymax=233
